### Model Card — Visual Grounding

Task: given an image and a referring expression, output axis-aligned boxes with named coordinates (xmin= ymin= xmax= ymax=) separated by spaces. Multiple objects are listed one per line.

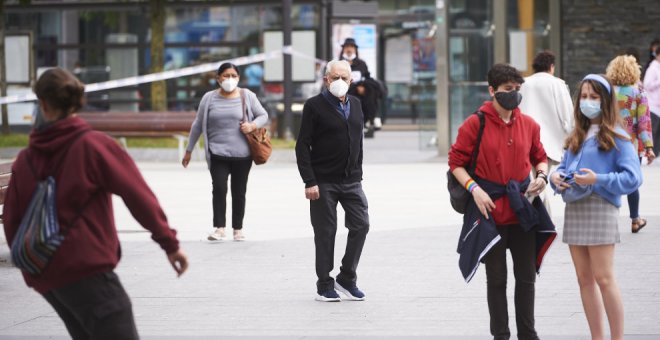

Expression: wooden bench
xmin=77 ymin=111 xmax=197 ymax=159
xmin=0 ymin=162 xmax=13 ymax=223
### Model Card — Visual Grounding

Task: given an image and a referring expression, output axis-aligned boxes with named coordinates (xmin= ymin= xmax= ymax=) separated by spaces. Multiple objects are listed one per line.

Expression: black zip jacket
xmin=296 ymin=91 xmax=364 ymax=188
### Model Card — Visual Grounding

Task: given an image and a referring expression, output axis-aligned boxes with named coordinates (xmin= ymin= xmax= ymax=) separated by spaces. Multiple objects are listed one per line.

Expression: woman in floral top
xmin=606 ymin=55 xmax=656 ymax=233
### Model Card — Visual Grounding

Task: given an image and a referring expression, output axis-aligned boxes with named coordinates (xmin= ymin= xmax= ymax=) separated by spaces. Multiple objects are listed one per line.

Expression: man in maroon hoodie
xmin=2 ymin=68 xmax=188 ymax=339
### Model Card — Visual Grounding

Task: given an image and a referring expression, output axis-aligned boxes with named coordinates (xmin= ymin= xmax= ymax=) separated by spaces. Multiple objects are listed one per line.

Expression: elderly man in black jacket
xmin=296 ymin=59 xmax=370 ymax=302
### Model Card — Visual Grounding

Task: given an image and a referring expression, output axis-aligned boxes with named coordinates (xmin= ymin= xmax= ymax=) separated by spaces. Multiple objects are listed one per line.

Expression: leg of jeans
xmin=43 ymin=291 xmax=90 ymax=340
xmin=336 ymin=182 xmax=370 ymax=287
xmin=484 ymin=226 xmax=511 ymax=340
xmin=628 ymin=189 xmax=640 ymax=220
xmin=652 ymin=113 xmax=660 ymax=155
xmin=229 ymin=159 xmax=253 ymax=229
xmin=209 ymin=157 xmax=230 ymax=227
xmin=46 ymin=272 xmax=139 ymax=340
xmin=310 ymin=183 xmax=339 ymax=293
xmin=508 ymin=225 xmax=539 ymax=340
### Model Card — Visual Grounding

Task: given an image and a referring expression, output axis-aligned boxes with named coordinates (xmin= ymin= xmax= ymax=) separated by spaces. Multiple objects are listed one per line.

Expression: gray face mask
xmin=32 ymin=105 xmax=52 ymax=131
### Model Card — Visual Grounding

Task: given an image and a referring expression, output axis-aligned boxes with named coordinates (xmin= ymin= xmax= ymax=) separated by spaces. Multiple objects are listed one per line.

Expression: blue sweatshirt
xmin=550 ymin=128 xmax=642 ymax=207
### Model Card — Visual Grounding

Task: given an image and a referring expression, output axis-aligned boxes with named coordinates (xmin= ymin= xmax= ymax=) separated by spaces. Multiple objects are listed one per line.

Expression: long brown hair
xmin=33 ymin=68 xmax=85 ymax=118
xmin=564 ymin=75 xmax=627 ymax=153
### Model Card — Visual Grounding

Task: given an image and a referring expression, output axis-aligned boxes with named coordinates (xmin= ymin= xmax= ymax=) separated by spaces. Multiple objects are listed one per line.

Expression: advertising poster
xmin=332 ymin=23 xmax=377 ymax=78
xmin=412 ymin=37 xmax=435 ymax=79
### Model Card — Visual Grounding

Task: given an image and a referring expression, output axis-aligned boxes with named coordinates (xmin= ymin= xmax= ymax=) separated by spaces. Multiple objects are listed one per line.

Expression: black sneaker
xmin=334 ymin=281 xmax=365 ymax=301
xmin=315 ymin=289 xmax=341 ymax=302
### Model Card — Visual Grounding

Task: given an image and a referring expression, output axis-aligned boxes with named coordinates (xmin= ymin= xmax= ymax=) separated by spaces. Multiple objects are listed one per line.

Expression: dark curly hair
xmin=532 ymin=50 xmax=555 ymax=73
xmin=487 ymin=63 xmax=524 ymax=89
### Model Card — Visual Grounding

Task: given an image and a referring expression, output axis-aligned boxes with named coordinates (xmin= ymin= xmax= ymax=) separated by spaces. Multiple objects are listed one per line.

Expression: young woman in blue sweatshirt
xmin=550 ymin=74 xmax=642 ymax=340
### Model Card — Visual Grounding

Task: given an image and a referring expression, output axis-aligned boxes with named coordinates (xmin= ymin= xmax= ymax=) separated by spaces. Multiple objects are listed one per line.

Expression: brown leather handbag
xmin=240 ymin=89 xmax=272 ymax=165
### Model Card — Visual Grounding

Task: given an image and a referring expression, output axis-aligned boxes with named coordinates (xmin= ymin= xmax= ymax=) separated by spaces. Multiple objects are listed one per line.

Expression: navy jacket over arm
xmin=457 ymin=177 xmax=557 ymax=282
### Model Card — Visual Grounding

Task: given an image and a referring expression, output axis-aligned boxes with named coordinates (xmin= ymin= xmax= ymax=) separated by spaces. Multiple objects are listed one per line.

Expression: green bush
xmin=0 ymin=133 xmax=296 ymax=149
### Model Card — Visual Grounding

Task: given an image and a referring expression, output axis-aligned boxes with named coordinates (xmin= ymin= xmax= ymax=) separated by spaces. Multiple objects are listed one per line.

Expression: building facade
xmin=3 ymin=0 xmax=660 ymax=153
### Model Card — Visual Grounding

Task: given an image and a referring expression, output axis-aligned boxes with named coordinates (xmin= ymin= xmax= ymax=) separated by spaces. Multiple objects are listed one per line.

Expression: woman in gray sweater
xmin=182 ymin=63 xmax=268 ymax=241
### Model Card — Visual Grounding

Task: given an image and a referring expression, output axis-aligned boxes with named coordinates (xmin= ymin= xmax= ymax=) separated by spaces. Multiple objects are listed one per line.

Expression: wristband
xmin=465 ymin=179 xmax=479 ymax=193
xmin=537 ymin=173 xmax=548 ymax=184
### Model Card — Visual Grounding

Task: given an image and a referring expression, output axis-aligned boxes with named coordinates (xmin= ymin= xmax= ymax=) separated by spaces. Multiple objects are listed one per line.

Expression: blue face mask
xmin=580 ymin=99 xmax=602 ymax=119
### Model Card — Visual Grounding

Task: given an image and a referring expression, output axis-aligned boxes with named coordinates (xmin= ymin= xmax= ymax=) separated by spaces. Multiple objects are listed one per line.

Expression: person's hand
xmin=646 ymin=147 xmax=656 ymax=164
xmin=526 ymin=177 xmax=546 ymax=196
xmin=550 ymin=172 xmax=570 ymax=191
xmin=305 ymin=185 xmax=320 ymax=200
xmin=167 ymin=249 xmax=188 ymax=277
xmin=574 ymin=168 xmax=597 ymax=186
xmin=240 ymin=121 xmax=257 ymax=134
xmin=472 ymin=186 xmax=495 ymax=219
xmin=356 ymin=85 xmax=366 ymax=96
xmin=181 ymin=151 xmax=192 ymax=168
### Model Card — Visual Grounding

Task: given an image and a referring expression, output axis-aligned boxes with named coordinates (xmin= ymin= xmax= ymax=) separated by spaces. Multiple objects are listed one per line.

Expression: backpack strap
xmin=467 ymin=111 xmax=486 ymax=175
xmin=239 ymin=88 xmax=251 ymax=122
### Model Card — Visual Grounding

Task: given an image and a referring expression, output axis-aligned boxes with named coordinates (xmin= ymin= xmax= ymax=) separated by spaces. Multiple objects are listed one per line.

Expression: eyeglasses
xmin=328 ymin=74 xmax=350 ymax=82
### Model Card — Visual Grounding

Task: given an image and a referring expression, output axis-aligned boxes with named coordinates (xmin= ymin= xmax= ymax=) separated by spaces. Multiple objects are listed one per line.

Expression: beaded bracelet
xmin=465 ymin=179 xmax=479 ymax=193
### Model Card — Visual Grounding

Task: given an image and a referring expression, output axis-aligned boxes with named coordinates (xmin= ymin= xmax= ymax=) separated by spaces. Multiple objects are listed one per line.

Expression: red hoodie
xmin=448 ymin=101 xmax=547 ymax=225
xmin=2 ymin=116 xmax=179 ymax=293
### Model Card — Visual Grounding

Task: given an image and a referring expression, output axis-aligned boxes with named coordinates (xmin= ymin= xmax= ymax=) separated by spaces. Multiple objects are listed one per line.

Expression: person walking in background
xmin=449 ymin=63 xmax=553 ymax=340
xmin=296 ymin=59 xmax=370 ymax=302
xmin=339 ymin=38 xmax=381 ymax=138
xmin=519 ymin=50 xmax=574 ymax=213
xmin=182 ymin=62 xmax=268 ymax=242
xmin=550 ymin=74 xmax=642 ymax=340
xmin=2 ymin=68 xmax=188 ymax=340
xmin=606 ymin=55 xmax=655 ymax=233
xmin=642 ymin=39 xmax=660 ymax=80
xmin=643 ymin=44 xmax=660 ymax=156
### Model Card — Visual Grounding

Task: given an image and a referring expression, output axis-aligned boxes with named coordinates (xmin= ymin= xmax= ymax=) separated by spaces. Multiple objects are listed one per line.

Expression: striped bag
xmin=10 ymin=131 xmax=89 ymax=276
xmin=10 ymin=177 xmax=64 ymax=275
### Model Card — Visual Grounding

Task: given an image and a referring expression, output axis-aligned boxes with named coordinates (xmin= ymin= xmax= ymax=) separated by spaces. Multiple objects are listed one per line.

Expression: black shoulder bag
xmin=447 ymin=111 xmax=486 ymax=214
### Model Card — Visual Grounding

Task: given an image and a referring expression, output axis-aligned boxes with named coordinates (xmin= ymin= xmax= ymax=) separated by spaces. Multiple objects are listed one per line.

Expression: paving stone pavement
xmin=1 ymin=131 xmax=659 ymax=339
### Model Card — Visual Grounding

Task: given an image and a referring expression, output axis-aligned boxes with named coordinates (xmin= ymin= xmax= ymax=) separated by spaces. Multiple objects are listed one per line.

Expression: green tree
xmin=150 ymin=0 xmax=167 ymax=111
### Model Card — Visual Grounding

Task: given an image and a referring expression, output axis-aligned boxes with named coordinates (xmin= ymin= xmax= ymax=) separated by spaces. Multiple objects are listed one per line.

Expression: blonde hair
xmin=605 ymin=55 xmax=640 ymax=86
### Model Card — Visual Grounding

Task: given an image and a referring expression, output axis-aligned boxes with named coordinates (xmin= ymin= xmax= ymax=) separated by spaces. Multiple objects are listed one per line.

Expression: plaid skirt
xmin=563 ymin=194 xmax=620 ymax=245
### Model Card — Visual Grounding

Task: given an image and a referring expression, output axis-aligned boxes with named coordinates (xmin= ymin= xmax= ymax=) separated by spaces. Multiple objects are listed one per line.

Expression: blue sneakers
xmin=334 ymin=281 xmax=365 ymax=301
xmin=315 ymin=289 xmax=341 ymax=302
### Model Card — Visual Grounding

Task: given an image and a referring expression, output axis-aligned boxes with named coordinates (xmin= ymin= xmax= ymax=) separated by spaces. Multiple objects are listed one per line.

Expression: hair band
xmin=583 ymin=74 xmax=611 ymax=95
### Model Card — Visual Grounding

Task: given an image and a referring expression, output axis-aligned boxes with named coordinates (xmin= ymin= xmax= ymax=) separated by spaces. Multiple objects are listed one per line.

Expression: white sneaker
xmin=207 ymin=227 xmax=226 ymax=241
xmin=233 ymin=229 xmax=246 ymax=241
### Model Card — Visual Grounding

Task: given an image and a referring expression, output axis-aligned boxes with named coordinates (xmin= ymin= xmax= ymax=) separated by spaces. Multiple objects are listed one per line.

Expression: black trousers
xmin=42 ymin=271 xmax=138 ymax=340
xmin=483 ymin=224 xmax=539 ymax=340
xmin=310 ymin=182 xmax=369 ymax=293
xmin=209 ymin=155 xmax=253 ymax=229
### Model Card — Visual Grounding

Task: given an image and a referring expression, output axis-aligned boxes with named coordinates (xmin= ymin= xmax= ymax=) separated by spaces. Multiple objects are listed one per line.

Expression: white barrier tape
xmin=282 ymin=45 xmax=327 ymax=66
xmin=0 ymin=47 xmax=324 ymax=105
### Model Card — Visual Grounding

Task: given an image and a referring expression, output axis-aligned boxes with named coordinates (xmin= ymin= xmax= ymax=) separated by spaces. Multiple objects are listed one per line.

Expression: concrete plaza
xmin=1 ymin=130 xmax=659 ymax=339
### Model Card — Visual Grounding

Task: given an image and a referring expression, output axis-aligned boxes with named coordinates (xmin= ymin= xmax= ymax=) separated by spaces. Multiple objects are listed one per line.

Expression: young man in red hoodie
xmin=2 ymin=68 xmax=188 ymax=339
xmin=449 ymin=63 xmax=549 ymax=340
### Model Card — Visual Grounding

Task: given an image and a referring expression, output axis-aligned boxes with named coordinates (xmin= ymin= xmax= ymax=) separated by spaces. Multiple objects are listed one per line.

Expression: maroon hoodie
xmin=2 ymin=116 xmax=179 ymax=293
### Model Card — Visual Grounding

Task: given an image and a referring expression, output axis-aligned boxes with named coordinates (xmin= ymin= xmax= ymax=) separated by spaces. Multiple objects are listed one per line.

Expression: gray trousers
xmin=310 ymin=182 xmax=369 ymax=293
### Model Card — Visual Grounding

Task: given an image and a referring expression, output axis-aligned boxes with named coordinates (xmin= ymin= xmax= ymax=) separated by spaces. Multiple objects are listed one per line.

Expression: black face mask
xmin=494 ymin=90 xmax=522 ymax=110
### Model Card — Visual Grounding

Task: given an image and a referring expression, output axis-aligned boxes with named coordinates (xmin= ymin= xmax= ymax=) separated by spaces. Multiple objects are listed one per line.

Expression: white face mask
xmin=342 ymin=53 xmax=356 ymax=61
xmin=220 ymin=78 xmax=238 ymax=92
xmin=328 ymin=79 xmax=349 ymax=98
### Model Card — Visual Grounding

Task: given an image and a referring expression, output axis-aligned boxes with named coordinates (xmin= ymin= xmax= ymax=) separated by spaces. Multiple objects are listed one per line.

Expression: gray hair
xmin=325 ymin=59 xmax=351 ymax=76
